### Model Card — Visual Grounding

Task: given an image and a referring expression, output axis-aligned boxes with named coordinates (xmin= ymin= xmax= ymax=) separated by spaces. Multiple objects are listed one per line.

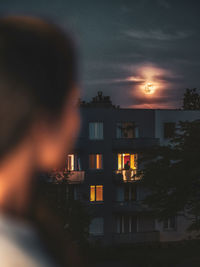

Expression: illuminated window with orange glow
xmin=89 ymin=154 xmax=103 ymax=169
xmin=66 ymin=154 xmax=74 ymax=171
xmin=96 ymin=185 xmax=103 ymax=201
xmin=90 ymin=185 xmax=103 ymax=202
xmin=118 ymin=153 xmax=137 ymax=170
xmin=90 ymin=186 xmax=96 ymax=201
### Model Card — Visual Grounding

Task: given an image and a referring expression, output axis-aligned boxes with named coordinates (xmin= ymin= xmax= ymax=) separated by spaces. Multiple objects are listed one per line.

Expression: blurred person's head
xmin=0 ymin=16 xmax=80 ymax=170
xmin=0 ymin=16 xmax=81 ymax=214
xmin=0 ymin=15 xmax=83 ymax=267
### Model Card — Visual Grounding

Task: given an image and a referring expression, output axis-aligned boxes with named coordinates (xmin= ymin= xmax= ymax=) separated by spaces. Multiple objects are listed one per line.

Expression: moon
xmin=144 ymin=82 xmax=155 ymax=94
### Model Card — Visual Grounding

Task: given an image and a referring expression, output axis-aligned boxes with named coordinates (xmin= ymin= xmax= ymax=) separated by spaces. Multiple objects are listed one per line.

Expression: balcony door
xmin=66 ymin=154 xmax=81 ymax=171
xmin=116 ymin=215 xmax=138 ymax=233
xmin=118 ymin=153 xmax=137 ymax=170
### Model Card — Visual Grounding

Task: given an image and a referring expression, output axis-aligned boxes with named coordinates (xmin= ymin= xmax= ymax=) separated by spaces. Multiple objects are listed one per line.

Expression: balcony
xmin=50 ymin=170 xmax=85 ymax=184
xmin=112 ymin=138 xmax=159 ymax=151
xmin=112 ymin=231 xmax=160 ymax=244
xmin=114 ymin=169 xmax=141 ymax=183
xmin=67 ymin=170 xmax=85 ymax=184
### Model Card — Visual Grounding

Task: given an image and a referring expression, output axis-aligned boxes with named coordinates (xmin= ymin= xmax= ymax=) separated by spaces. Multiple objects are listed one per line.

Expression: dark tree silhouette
xmin=37 ymin=170 xmax=91 ymax=246
xmin=182 ymin=88 xmax=200 ymax=110
xmin=139 ymin=119 xmax=200 ymax=232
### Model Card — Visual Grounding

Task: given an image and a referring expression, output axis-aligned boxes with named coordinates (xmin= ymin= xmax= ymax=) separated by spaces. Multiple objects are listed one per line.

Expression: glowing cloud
xmin=127 ymin=63 xmax=175 ymax=108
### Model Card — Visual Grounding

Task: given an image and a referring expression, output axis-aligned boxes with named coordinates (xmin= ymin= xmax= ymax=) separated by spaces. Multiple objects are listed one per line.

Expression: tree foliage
xmin=182 ymin=88 xmax=200 ymax=110
xmin=38 ymin=170 xmax=91 ymax=246
xmin=139 ymin=119 xmax=200 ymax=231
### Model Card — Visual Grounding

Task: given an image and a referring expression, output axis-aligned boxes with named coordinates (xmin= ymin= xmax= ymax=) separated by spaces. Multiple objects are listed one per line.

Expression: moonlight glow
xmin=144 ymin=82 xmax=155 ymax=94
xmin=129 ymin=64 xmax=174 ymax=108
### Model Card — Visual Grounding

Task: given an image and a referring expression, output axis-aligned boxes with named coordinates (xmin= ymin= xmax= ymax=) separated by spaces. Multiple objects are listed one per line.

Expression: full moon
xmin=144 ymin=82 xmax=155 ymax=94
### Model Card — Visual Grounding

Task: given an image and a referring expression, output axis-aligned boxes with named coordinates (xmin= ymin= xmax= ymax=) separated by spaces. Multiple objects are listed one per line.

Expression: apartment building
xmin=63 ymin=91 xmax=200 ymax=246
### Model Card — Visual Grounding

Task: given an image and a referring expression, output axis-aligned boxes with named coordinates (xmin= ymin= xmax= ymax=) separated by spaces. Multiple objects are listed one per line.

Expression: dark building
xmin=60 ymin=92 xmax=200 ymax=246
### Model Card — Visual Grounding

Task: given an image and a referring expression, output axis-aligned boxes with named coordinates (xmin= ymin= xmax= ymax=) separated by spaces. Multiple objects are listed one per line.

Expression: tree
xmin=182 ymin=88 xmax=200 ymax=110
xmin=139 ymin=119 xmax=200 ymax=231
xmin=38 ymin=170 xmax=91 ymax=246
xmin=29 ymin=170 xmax=91 ymax=267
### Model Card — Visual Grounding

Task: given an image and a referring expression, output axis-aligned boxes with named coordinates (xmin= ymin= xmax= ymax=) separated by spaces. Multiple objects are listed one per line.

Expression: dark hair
xmin=0 ymin=16 xmax=81 ymax=267
xmin=0 ymin=16 xmax=78 ymax=159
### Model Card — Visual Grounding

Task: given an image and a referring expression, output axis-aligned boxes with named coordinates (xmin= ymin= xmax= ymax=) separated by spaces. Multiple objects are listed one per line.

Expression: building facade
xmin=65 ymin=92 xmax=200 ymax=246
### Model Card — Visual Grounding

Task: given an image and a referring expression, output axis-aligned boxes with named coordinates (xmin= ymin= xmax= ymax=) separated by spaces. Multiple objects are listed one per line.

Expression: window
xmin=163 ymin=216 xmax=176 ymax=230
xmin=67 ymin=185 xmax=79 ymax=200
xmin=54 ymin=153 xmax=77 ymax=171
xmin=116 ymin=122 xmax=139 ymax=138
xmin=90 ymin=185 xmax=103 ymax=202
xmin=116 ymin=185 xmax=137 ymax=201
xmin=124 ymin=184 xmax=137 ymax=201
xmin=89 ymin=154 xmax=103 ymax=169
xmin=89 ymin=217 xmax=104 ymax=235
xmin=89 ymin=122 xmax=103 ymax=140
xmin=116 ymin=215 xmax=137 ymax=233
xmin=118 ymin=153 xmax=137 ymax=170
xmin=67 ymin=154 xmax=74 ymax=171
xmin=164 ymin=122 xmax=176 ymax=139
xmin=66 ymin=154 xmax=82 ymax=171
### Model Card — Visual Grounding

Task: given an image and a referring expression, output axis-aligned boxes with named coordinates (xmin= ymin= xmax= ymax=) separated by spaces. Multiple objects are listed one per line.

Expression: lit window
xmin=67 ymin=154 xmax=74 ymax=171
xmin=118 ymin=153 xmax=137 ymax=170
xmin=90 ymin=186 xmax=95 ymax=201
xmin=89 ymin=217 xmax=104 ymax=235
xmin=96 ymin=185 xmax=103 ymax=201
xmin=89 ymin=122 xmax=103 ymax=140
xmin=89 ymin=154 xmax=103 ymax=169
xmin=90 ymin=185 xmax=103 ymax=202
xmin=116 ymin=122 xmax=139 ymax=138
xmin=65 ymin=154 xmax=82 ymax=171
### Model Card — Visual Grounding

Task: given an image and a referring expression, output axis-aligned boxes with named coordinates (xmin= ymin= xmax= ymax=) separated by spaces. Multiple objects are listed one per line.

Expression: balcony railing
xmin=114 ymin=169 xmax=141 ymax=182
xmin=66 ymin=170 xmax=85 ymax=183
xmin=112 ymin=231 xmax=160 ymax=244
xmin=50 ymin=170 xmax=85 ymax=184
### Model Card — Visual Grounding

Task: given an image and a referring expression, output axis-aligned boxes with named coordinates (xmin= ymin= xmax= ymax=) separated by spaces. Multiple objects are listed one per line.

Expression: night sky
xmin=1 ymin=0 xmax=200 ymax=108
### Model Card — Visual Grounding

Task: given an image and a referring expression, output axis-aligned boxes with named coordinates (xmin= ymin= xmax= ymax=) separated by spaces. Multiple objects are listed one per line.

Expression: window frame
xmin=89 ymin=153 xmax=103 ymax=170
xmin=65 ymin=154 xmax=82 ymax=171
xmin=116 ymin=215 xmax=138 ymax=234
xmin=89 ymin=217 xmax=104 ymax=236
xmin=90 ymin=185 xmax=104 ymax=203
xmin=116 ymin=121 xmax=139 ymax=139
xmin=89 ymin=121 xmax=104 ymax=140
xmin=124 ymin=184 xmax=137 ymax=202
xmin=163 ymin=216 xmax=177 ymax=231
xmin=117 ymin=153 xmax=138 ymax=170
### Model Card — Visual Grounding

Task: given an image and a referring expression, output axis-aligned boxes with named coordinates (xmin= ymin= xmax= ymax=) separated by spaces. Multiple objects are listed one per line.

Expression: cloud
xmin=84 ymin=76 xmax=144 ymax=86
xmin=131 ymin=93 xmax=177 ymax=104
xmin=157 ymin=0 xmax=171 ymax=9
xmin=121 ymin=5 xmax=130 ymax=13
xmin=123 ymin=29 xmax=192 ymax=41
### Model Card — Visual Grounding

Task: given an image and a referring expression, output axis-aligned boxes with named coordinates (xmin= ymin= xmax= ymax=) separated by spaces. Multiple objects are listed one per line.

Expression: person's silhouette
xmin=124 ymin=160 xmax=130 ymax=170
